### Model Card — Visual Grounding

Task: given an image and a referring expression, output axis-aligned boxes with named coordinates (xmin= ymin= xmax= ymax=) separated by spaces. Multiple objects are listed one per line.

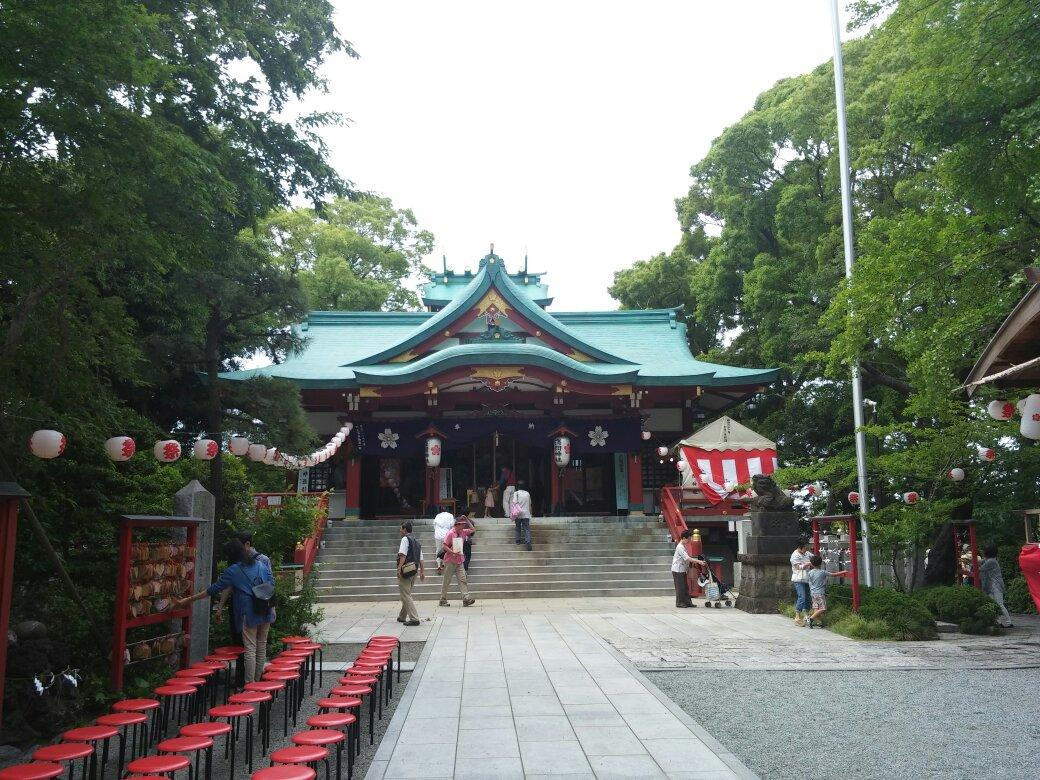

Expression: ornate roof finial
xmin=442 ymin=254 xmax=447 ymax=274
xmin=490 ymin=242 xmax=495 ymax=255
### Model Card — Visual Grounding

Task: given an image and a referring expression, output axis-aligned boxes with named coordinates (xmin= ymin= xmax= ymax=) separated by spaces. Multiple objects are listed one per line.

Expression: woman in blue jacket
xmin=175 ymin=539 xmax=276 ymax=683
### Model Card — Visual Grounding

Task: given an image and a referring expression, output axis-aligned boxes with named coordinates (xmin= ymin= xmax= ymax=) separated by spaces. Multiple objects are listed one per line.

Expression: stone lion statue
xmin=749 ymin=474 xmax=794 ymax=511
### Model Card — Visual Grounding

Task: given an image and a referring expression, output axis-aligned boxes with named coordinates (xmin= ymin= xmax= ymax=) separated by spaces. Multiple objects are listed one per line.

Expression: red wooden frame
xmin=0 ymin=484 xmax=28 ymax=728
xmin=111 ymin=515 xmax=203 ymax=691
xmin=810 ymin=514 xmax=861 ymax=613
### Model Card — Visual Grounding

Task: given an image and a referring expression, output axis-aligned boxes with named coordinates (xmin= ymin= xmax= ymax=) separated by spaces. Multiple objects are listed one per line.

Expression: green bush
xmin=997 ymin=545 xmax=1024 ymax=580
xmin=829 ymin=584 xmax=938 ymax=640
xmin=229 ymin=496 xmax=318 ymax=568
xmin=1004 ymin=576 xmax=1037 ymax=615
xmin=830 ymin=612 xmax=893 ymax=640
xmin=914 ymin=585 xmax=1000 ymax=634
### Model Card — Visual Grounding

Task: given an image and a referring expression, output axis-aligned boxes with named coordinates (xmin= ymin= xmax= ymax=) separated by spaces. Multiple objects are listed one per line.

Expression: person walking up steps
xmin=499 ymin=465 xmax=516 ymax=517
xmin=511 ymin=479 xmax=533 ymax=551
xmin=396 ymin=521 xmax=424 ymax=626
xmin=440 ymin=516 xmax=476 ymax=607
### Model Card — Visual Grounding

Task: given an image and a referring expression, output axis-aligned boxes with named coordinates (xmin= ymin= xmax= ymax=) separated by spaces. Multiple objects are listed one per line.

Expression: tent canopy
xmin=680 ymin=415 xmax=776 ymax=451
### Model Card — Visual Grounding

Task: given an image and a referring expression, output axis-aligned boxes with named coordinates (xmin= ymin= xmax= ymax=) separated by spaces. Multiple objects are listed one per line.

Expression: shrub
xmin=914 ymin=585 xmax=1000 ymax=634
xmin=1005 ymin=576 xmax=1038 ymax=615
xmin=829 ymin=584 xmax=938 ymax=640
xmin=229 ymin=496 xmax=318 ymax=568
xmin=830 ymin=612 xmax=893 ymax=640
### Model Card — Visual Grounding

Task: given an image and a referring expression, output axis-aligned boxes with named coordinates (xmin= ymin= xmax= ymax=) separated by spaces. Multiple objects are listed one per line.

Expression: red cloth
xmin=1018 ymin=544 xmax=1040 ymax=613
xmin=680 ymin=446 xmax=777 ymax=505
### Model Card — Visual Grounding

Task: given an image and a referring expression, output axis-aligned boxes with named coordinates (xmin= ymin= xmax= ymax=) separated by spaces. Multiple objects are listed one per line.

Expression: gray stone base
xmin=736 ymin=510 xmax=801 ymax=615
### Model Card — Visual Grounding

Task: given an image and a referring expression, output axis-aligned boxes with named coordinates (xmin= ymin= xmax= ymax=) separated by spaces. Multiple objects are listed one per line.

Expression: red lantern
xmin=153 ymin=440 xmax=181 ymax=463
xmin=848 ymin=491 xmax=859 ymax=505
xmin=105 ymin=436 xmax=135 ymax=462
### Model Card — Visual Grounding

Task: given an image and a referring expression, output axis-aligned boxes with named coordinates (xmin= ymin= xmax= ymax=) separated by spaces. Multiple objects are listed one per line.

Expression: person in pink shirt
xmin=440 ymin=516 xmax=476 ymax=607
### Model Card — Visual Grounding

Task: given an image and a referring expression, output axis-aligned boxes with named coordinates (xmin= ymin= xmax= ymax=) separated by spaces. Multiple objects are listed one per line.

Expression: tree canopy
xmin=611 ymin=0 xmax=1040 ymax=579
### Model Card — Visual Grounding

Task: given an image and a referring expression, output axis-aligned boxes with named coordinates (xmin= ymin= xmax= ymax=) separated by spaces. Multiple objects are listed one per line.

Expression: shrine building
xmin=222 ymin=252 xmax=778 ymax=519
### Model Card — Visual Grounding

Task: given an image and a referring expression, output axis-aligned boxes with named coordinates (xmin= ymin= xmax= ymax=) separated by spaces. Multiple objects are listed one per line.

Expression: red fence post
xmin=848 ymin=516 xmax=861 ymax=613
xmin=0 ymin=485 xmax=28 ymax=729
xmin=812 ymin=518 xmax=820 ymax=556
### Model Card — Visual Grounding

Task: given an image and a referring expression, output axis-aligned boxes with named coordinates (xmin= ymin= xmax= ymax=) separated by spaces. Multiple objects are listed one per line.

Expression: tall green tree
xmin=253 ymin=196 xmax=435 ymax=312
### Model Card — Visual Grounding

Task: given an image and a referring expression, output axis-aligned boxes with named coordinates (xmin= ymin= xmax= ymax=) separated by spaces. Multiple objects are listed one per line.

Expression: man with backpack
xmin=396 ymin=521 xmax=425 ymax=626
xmin=511 ymin=479 xmax=533 ymax=551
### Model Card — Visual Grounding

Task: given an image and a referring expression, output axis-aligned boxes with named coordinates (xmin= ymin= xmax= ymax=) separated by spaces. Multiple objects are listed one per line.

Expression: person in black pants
xmin=215 ymin=541 xmax=245 ymax=689
xmin=460 ymin=516 xmax=476 ymax=571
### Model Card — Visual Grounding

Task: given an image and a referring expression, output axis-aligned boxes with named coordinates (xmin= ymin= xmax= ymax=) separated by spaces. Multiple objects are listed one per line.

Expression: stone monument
xmin=173 ymin=480 xmax=215 ymax=663
xmin=736 ymin=475 xmax=801 ymax=614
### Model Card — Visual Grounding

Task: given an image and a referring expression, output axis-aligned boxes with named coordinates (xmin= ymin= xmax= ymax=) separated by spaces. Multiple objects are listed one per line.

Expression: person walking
xmin=459 ymin=515 xmax=476 ymax=571
xmin=235 ymin=531 xmax=272 ymax=570
xmin=175 ymin=540 xmax=276 ymax=682
xmin=440 ymin=517 xmax=476 ymax=607
xmin=671 ymin=529 xmax=706 ymax=608
xmin=499 ymin=466 xmax=516 ymax=517
xmin=980 ymin=544 xmax=1014 ymax=628
xmin=790 ymin=539 xmax=813 ymax=626
xmin=433 ymin=505 xmax=454 ymax=574
xmin=511 ymin=479 xmax=533 ymax=551
xmin=396 ymin=521 xmax=424 ymax=626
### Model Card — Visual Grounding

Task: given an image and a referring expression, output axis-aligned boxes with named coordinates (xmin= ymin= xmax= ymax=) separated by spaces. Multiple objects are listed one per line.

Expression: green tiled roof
xmin=220 ymin=254 xmax=779 ymax=390
xmin=422 ymin=269 xmax=551 ymax=308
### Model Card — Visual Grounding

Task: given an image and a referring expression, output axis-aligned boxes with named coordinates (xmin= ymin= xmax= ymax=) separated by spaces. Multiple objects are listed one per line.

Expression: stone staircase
xmin=314 ymin=516 xmax=675 ymax=602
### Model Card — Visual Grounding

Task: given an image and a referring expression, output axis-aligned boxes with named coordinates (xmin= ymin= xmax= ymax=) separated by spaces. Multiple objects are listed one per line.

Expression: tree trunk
xmin=923 ymin=524 xmax=957 ymax=586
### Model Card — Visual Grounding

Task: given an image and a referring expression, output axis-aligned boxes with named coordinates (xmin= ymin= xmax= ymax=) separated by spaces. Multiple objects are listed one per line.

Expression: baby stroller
xmin=695 ymin=558 xmax=732 ymax=608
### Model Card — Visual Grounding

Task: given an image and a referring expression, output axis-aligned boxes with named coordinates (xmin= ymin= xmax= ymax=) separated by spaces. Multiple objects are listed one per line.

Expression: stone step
xmin=315 ymin=566 xmax=673 ymax=587
xmin=316 ymin=546 xmax=670 ymax=564
xmin=316 ymin=584 xmax=675 ymax=602
xmin=321 ymin=526 xmax=665 ymax=542
xmin=316 ymin=570 xmax=672 ymax=592
xmin=315 ymin=555 xmax=673 ymax=573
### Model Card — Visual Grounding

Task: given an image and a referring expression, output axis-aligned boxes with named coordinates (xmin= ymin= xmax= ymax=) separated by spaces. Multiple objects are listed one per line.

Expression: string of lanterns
xmin=28 ymin=424 xmax=354 ymax=469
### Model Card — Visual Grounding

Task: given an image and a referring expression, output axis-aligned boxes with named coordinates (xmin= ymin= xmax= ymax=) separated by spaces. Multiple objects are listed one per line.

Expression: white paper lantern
xmin=976 ymin=445 xmax=997 ymax=462
xmin=948 ymin=467 xmax=965 ymax=481
xmin=987 ymin=400 xmax=1015 ymax=421
xmin=192 ymin=439 xmax=218 ymax=460
xmin=104 ymin=436 xmax=135 ymax=462
xmin=154 ymin=440 xmax=181 ymax=463
xmin=903 ymin=491 xmax=920 ymax=504
xmin=1018 ymin=398 xmax=1028 ymax=415
xmin=228 ymin=436 xmax=250 ymax=456
xmin=425 ymin=437 xmax=442 ymax=468
xmin=1020 ymin=394 xmax=1040 ymax=440
xmin=247 ymin=443 xmax=267 ymax=461
xmin=641 ymin=430 xmax=652 ymax=441
xmin=848 ymin=491 xmax=860 ymax=505
xmin=333 ymin=432 xmax=346 ymax=445
xmin=29 ymin=429 xmax=66 ymax=459
xmin=656 ymin=446 xmax=669 ymax=457
xmin=553 ymin=436 xmax=571 ymax=467
xmin=342 ymin=423 xmax=353 ymax=433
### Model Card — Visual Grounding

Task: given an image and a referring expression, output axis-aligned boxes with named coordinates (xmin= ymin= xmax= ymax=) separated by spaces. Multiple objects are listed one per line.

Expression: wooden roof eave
xmin=965 ymin=283 xmax=1040 ymax=395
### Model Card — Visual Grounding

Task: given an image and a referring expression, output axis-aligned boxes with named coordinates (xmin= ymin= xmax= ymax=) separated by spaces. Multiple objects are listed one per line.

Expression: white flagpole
xmin=829 ymin=0 xmax=874 ymax=586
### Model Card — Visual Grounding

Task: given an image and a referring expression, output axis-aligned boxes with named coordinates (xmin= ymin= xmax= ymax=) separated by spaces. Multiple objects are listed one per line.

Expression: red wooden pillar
xmin=627 ymin=453 xmax=643 ymax=514
xmin=344 ymin=451 xmax=361 ymax=518
xmin=550 ymin=466 xmax=561 ymax=515
xmin=425 ymin=467 xmax=440 ymax=514
xmin=0 ymin=484 xmax=27 ymax=729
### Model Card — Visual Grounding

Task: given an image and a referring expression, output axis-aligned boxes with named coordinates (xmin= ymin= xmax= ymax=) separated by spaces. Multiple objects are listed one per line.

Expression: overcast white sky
xmin=307 ymin=1 xmax=847 ymax=311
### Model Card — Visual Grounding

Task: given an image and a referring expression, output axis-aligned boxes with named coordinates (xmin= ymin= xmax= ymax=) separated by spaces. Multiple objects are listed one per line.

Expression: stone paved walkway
xmin=317 ymin=598 xmax=1040 ymax=671
xmin=366 ymin=613 xmax=754 ymax=779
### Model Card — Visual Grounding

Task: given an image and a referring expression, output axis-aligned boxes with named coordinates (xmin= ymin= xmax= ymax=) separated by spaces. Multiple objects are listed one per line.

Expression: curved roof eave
xmin=351 ymin=343 xmax=641 ymax=385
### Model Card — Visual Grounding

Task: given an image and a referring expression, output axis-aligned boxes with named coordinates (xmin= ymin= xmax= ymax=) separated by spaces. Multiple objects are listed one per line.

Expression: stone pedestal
xmin=735 ymin=510 xmax=801 ymax=614
xmin=173 ymin=480 xmax=215 ymax=663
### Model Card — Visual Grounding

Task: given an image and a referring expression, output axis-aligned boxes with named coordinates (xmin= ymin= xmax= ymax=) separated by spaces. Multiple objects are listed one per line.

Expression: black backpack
xmin=245 ymin=560 xmax=277 ymax=615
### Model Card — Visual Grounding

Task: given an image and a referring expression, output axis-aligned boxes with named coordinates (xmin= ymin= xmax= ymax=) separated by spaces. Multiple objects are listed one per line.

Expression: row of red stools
xmin=0 ymin=637 xmax=327 ymax=780
xmin=250 ymin=634 xmax=401 ymax=780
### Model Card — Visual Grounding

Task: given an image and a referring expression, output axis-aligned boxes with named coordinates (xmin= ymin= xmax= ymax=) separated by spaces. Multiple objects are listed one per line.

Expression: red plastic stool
xmin=208 ymin=704 xmax=256 ymax=774
xmin=245 ymin=681 xmax=288 ymax=738
xmin=291 ymin=643 xmax=324 ymax=693
xmin=62 ymin=724 xmax=120 ymax=778
xmin=292 ymin=730 xmax=348 ymax=780
xmin=305 ymin=713 xmax=358 ymax=760
xmin=31 ymin=743 xmax=92 ymax=778
xmin=330 ymin=685 xmax=374 ymax=745
xmin=252 ymin=766 xmax=315 ymax=780
xmin=262 ymin=670 xmax=302 ymax=730
xmin=97 ymin=712 xmax=148 ymax=768
xmin=228 ymin=691 xmax=273 ymax=756
xmin=125 ymin=753 xmax=191 ymax=779
xmin=0 ymin=763 xmax=65 ymax=780
xmin=364 ymin=640 xmax=400 ymax=685
xmin=213 ymin=646 xmax=245 ymax=656
xmin=112 ymin=698 xmax=162 ymax=746
xmin=338 ymin=673 xmax=383 ymax=719
xmin=154 ymin=684 xmax=198 ymax=737
xmin=179 ymin=723 xmax=232 ymax=778
xmin=269 ymin=745 xmax=329 ymax=780
xmin=159 ymin=735 xmax=214 ymax=780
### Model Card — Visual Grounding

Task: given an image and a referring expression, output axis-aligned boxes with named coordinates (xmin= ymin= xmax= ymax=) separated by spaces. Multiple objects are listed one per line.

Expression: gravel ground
xmin=648 ymin=669 xmax=1040 ymax=780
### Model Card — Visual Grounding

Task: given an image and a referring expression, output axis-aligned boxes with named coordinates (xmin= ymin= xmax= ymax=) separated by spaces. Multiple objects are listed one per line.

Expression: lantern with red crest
xmin=247 ymin=443 xmax=267 ymax=461
xmin=1020 ymin=394 xmax=1040 ymax=440
xmin=105 ymin=436 xmax=135 ymax=462
xmin=29 ymin=430 xmax=66 ymax=459
xmin=948 ymin=468 xmax=965 ymax=482
xmin=976 ymin=445 xmax=996 ymax=462
xmin=641 ymin=430 xmax=652 ymax=441
xmin=987 ymin=400 xmax=1015 ymax=420
xmin=228 ymin=436 xmax=250 ymax=456
xmin=656 ymin=445 xmax=669 ymax=458
xmin=154 ymin=440 xmax=181 ymax=463
xmin=902 ymin=491 xmax=920 ymax=504
xmin=848 ymin=491 xmax=860 ymax=505
xmin=192 ymin=439 xmax=218 ymax=460
xmin=425 ymin=438 xmax=442 ymax=468
xmin=553 ymin=436 xmax=571 ymax=468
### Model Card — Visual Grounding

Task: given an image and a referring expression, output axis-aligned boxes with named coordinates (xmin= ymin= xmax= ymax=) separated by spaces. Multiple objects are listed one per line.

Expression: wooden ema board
xmin=111 ymin=515 xmax=204 ymax=691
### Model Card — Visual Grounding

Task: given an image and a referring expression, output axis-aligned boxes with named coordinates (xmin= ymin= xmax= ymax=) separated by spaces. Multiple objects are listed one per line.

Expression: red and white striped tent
xmin=679 ymin=416 xmax=778 ymax=504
